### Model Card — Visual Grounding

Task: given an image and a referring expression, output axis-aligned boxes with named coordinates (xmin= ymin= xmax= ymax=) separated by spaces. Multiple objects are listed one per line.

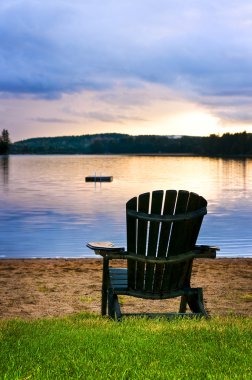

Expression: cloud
xmin=31 ymin=117 xmax=79 ymax=124
xmin=78 ymin=112 xmax=146 ymax=124
xmin=0 ymin=1 xmax=251 ymax=95
xmin=0 ymin=0 xmax=252 ymax=136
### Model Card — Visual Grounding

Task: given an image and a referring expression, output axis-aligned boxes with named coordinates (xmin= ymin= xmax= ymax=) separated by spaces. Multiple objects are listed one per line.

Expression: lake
xmin=0 ymin=155 xmax=251 ymax=258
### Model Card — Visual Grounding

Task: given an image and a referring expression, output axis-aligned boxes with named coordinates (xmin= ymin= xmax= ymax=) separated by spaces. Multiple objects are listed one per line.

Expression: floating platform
xmin=85 ymin=176 xmax=113 ymax=182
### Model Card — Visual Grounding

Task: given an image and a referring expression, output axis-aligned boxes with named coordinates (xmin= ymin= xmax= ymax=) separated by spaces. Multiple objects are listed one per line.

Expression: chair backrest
xmin=126 ymin=190 xmax=207 ymax=294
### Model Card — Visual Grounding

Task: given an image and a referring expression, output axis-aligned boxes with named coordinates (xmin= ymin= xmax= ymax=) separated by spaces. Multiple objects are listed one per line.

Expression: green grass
xmin=0 ymin=315 xmax=251 ymax=379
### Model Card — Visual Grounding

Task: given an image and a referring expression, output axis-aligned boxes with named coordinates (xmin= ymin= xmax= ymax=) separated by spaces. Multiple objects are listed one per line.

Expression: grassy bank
xmin=0 ymin=314 xmax=251 ymax=379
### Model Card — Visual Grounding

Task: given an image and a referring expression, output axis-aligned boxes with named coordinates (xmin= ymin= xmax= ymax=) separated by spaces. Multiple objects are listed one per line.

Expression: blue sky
xmin=1 ymin=0 xmax=252 ymax=141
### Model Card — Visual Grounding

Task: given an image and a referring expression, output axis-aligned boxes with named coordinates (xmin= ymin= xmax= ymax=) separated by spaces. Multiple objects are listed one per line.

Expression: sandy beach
xmin=0 ymin=258 xmax=251 ymax=319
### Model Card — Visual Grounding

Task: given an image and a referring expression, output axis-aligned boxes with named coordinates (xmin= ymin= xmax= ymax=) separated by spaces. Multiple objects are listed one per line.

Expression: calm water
xmin=0 ymin=155 xmax=252 ymax=258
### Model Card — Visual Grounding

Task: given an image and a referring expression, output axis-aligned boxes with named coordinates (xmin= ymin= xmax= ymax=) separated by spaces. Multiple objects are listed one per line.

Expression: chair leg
xmin=114 ymin=294 xmax=122 ymax=321
xmin=101 ymin=257 xmax=109 ymax=316
xmin=108 ymin=291 xmax=122 ymax=321
xmin=179 ymin=295 xmax=187 ymax=313
xmin=187 ymin=288 xmax=208 ymax=317
xmin=108 ymin=289 xmax=116 ymax=319
xmin=101 ymin=287 xmax=108 ymax=316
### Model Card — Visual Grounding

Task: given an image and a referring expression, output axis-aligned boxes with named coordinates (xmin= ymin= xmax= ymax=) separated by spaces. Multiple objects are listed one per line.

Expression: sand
xmin=0 ymin=258 xmax=251 ymax=319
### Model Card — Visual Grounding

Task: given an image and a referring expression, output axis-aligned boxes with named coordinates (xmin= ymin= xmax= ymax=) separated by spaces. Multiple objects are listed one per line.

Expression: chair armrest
xmin=194 ymin=245 xmax=220 ymax=259
xmin=121 ymin=245 xmax=219 ymax=263
xmin=86 ymin=241 xmax=125 ymax=258
xmin=86 ymin=242 xmax=219 ymax=260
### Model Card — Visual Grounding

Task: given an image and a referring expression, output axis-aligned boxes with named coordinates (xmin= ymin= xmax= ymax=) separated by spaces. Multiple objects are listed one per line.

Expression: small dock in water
xmin=85 ymin=176 xmax=113 ymax=182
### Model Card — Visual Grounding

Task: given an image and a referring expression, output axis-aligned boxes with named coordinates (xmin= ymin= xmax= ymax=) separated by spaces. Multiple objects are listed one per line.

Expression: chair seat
xmin=109 ymin=267 xmax=128 ymax=289
xmin=109 ymin=267 xmax=198 ymax=300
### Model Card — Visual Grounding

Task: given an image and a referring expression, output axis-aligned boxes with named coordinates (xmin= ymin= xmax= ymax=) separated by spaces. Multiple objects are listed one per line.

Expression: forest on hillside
xmin=8 ymin=131 xmax=252 ymax=156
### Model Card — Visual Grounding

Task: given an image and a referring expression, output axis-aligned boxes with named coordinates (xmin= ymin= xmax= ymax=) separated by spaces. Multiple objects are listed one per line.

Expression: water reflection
xmin=0 ymin=155 xmax=9 ymax=187
xmin=0 ymin=155 xmax=251 ymax=258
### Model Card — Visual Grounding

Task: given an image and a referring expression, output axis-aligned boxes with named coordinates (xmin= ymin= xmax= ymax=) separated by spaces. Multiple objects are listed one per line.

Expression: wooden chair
xmin=87 ymin=190 xmax=219 ymax=320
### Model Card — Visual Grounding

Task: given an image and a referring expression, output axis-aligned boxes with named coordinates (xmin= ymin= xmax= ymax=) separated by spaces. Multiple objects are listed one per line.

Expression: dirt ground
xmin=0 ymin=258 xmax=251 ymax=319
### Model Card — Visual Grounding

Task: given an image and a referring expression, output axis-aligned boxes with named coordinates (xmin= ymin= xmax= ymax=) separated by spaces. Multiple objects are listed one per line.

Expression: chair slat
xmin=135 ymin=192 xmax=150 ymax=290
xmin=126 ymin=197 xmax=137 ymax=289
xmin=161 ymin=191 xmax=190 ymax=292
xmin=147 ymin=190 xmax=164 ymax=256
xmin=153 ymin=190 xmax=177 ymax=292
xmin=174 ymin=192 xmax=199 ymax=289
xmin=157 ymin=190 xmax=177 ymax=257
xmin=110 ymin=268 xmax=128 ymax=288
xmin=168 ymin=190 xmax=190 ymax=255
xmin=145 ymin=190 xmax=163 ymax=292
xmin=179 ymin=193 xmax=208 ymax=289
xmin=111 ymin=280 xmax=128 ymax=288
xmin=188 ymin=195 xmax=207 ymax=249
xmin=180 ymin=192 xmax=203 ymax=251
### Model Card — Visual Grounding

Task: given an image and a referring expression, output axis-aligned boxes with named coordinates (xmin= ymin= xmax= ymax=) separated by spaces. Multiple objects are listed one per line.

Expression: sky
xmin=1 ymin=0 xmax=252 ymax=142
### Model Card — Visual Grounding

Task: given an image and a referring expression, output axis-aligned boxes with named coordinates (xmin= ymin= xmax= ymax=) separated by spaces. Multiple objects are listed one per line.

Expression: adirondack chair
xmin=87 ymin=190 xmax=219 ymax=320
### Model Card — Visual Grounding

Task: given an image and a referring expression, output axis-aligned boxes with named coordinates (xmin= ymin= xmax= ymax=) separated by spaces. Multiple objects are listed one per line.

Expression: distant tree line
xmin=10 ymin=131 xmax=252 ymax=156
xmin=200 ymin=132 xmax=251 ymax=156
xmin=0 ymin=129 xmax=11 ymax=154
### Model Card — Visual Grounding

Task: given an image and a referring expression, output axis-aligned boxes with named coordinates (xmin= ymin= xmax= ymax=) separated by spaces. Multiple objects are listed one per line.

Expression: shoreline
xmin=0 ymin=258 xmax=251 ymax=320
xmin=4 ymin=153 xmax=252 ymax=158
xmin=1 ymin=255 xmax=252 ymax=259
